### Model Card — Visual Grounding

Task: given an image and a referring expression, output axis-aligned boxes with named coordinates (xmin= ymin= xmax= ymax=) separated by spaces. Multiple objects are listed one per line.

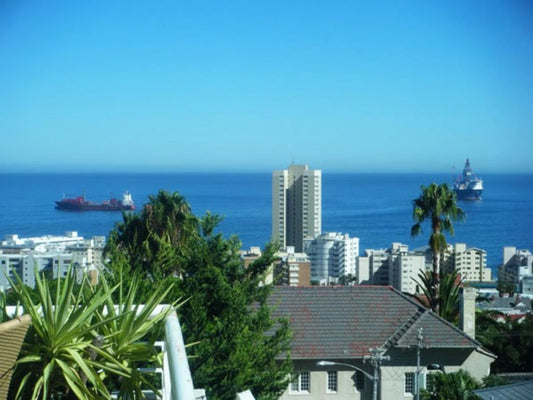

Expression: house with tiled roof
xmin=473 ymin=380 xmax=533 ymax=400
xmin=269 ymin=285 xmax=495 ymax=400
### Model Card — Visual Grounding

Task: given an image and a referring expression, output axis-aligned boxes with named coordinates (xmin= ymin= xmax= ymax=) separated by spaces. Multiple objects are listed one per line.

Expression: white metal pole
xmin=165 ymin=311 xmax=196 ymax=400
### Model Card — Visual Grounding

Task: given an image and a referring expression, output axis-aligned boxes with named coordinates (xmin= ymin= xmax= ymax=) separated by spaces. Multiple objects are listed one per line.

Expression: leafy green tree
xmin=496 ymin=280 xmax=515 ymax=297
xmin=476 ymin=311 xmax=533 ymax=373
xmin=106 ymin=190 xmax=199 ymax=278
xmin=420 ymin=370 xmax=481 ymax=400
xmin=414 ymin=269 xmax=461 ymax=324
xmin=338 ymin=273 xmax=357 ymax=285
xmin=411 ymin=183 xmax=465 ymax=313
xmin=481 ymin=374 xmax=509 ymax=388
xmin=105 ymin=190 xmax=293 ymax=400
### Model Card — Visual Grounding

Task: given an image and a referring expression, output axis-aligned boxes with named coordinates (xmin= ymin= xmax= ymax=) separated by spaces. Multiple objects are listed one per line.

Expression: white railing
xmin=163 ymin=311 xmax=199 ymax=400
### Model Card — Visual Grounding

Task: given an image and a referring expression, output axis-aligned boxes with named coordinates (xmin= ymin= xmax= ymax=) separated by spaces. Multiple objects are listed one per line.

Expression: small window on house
xmin=425 ymin=373 xmax=436 ymax=393
xmin=405 ymin=372 xmax=415 ymax=394
xmin=355 ymin=371 xmax=365 ymax=391
xmin=290 ymin=371 xmax=310 ymax=394
xmin=327 ymin=371 xmax=337 ymax=392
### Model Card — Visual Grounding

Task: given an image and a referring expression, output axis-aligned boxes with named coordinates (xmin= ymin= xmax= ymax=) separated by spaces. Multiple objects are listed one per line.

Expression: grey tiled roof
xmin=269 ymin=286 xmax=482 ymax=360
xmin=473 ymin=380 xmax=533 ymax=400
xmin=477 ymin=296 xmax=533 ymax=312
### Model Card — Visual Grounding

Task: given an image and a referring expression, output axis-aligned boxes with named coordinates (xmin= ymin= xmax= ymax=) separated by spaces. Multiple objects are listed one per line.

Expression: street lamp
xmin=316 ymin=360 xmax=374 ymax=380
xmin=317 ymin=353 xmax=389 ymax=400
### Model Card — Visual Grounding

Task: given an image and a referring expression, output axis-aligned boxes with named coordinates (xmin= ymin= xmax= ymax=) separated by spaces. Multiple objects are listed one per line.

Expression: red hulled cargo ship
xmin=55 ymin=191 xmax=136 ymax=211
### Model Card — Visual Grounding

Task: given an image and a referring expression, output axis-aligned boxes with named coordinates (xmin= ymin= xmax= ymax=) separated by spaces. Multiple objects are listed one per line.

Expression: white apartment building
xmin=498 ymin=246 xmax=533 ymax=284
xmin=272 ymin=165 xmax=321 ymax=253
xmin=303 ymin=232 xmax=359 ymax=283
xmin=442 ymin=243 xmax=491 ymax=282
xmin=388 ymin=243 xmax=426 ymax=295
xmin=363 ymin=248 xmax=390 ymax=286
xmin=358 ymin=243 xmax=425 ymax=294
xmin=0 ymin=232 xmax=105 ymax=289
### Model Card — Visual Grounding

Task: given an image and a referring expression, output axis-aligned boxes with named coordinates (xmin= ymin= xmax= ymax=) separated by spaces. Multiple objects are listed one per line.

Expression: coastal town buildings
xmin=388 ymin=243 xmax=426 ymax=294
xmin=274 ymin=246 xmax=311 ymax=287
xmin=240 ymin=246 xmax=311 ymax=287
xmin=498 ymin=246 xmax=533 ymax=285
xmin=441 ymin=243 xmax=491 ymax=282
xmin=303 ymin=232 xmax=359 ymax=284
xmin=272 ymin=164 xmax=321 ymax=253
xmin=362 ymin=248 xmax=390 ymax=285
xmin=0 ymin=232 xmax=105 ymax=289
xmin=356 ymin=244 xmax=425 ymax=294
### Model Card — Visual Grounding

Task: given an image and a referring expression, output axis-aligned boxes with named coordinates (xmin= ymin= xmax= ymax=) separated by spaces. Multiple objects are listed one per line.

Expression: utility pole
xmin=364 ymin=347 xmax=390 ymax=400
xmin=414 ymin=328 xmax=423 ymax=400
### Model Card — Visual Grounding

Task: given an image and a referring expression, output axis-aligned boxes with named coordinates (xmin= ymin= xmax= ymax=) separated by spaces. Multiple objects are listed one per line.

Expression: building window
xmin=327 ymin=371 xmax=337 ymax=392
xmin=290 ymin=371 xmax=310 ymax=393
xmin=425 ymin=373 xmax=436 ymax=393
xmin=355 ymin=371 xmax=365 ymax=391
xmin=405 ymin=372 xmax=415 ymax=394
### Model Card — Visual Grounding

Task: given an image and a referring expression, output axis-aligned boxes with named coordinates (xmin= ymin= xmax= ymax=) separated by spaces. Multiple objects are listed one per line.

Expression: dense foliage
xmin=420 ymin=369 xmax=481 ymax=400
xmin=414 ymin=269 xmax=462 ymax=324
xmin=476 ymin=311 xmax=533 ymax=373
xmin=105 ymin=190 xmax=293 ymax=400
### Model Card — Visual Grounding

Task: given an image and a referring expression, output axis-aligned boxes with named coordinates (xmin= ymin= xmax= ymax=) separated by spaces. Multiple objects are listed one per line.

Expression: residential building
xmin=240 ymin=246 xmax=310 ymax=286
xmin=0 ymin=232 xmax=105 ymax=289
xmin=357 ymin=243 xmax=425 ymax=294
xmin=272 ymin=165 xmax=321 ymax=252
xmin=442 ymin=243 xmax=491 ymax=282
xmin=363 ymin=248 xmax=389 ymax=286
xmin=269 ymin=286 xmax=495 ymax=400
xmin=388 ymin=243 xmax=426 ymax=295
xmin=355 ymin=256 xmax=371 ymax=284
xmin=274 ymin=246 xmax=311 ymax=287
xmin=304 ymin=232 xmax=359 ymax=283
xmin=521 ymin=275 xmax=533 ymax=295
xmin=498 ymin=247 xmax=533 ymax=285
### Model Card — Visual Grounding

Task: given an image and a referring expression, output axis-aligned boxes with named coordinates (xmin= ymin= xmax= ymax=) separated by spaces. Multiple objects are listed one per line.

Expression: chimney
xmin=460 ymin=287 xmax=477 ymax=338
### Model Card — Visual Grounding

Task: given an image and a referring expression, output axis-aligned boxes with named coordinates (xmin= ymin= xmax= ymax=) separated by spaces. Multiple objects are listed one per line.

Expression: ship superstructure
xmin=453 ymin=159 xmax=483 ymax=200
xmin=55 ymin=191 xmax=136 ymax=211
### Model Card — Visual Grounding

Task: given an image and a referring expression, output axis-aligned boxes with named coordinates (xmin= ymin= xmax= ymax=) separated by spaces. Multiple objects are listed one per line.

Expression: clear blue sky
xmin=1 ymin=1 xmax=532 ymax=173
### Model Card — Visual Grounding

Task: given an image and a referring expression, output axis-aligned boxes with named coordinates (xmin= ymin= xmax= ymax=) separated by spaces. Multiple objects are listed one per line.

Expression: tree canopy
xmin=411 ymin=183 xmax=465 ymax=315
xmin=476 ymin=311 xmax=533 ymax=373
xmin=105 ymin=190 xmax=292 ymax=400
xmin=411 ymin=183 xmax=465 ymax=277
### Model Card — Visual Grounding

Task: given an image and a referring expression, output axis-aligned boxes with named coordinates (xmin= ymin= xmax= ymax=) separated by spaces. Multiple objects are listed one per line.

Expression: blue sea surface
xmin=1 ymin=173 xmax=532 ymax=276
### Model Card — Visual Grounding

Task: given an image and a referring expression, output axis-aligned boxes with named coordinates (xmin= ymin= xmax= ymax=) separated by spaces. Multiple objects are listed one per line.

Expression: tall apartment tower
xmin=272 ymin=164 xmax=321 ymax=252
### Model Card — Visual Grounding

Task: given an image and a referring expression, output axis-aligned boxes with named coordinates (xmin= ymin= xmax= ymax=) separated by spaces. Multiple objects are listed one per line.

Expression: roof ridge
xmin=387 ymin=286 xmax=494 ymax=353
xmin=383 ymin=308 xmax=424 ymax=350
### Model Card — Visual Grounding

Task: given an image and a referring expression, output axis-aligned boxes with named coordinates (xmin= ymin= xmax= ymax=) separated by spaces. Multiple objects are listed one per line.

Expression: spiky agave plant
xmin=93 ymin=270 xmax=182 ymax=398
xmin=8 ymin=267 xmax=181 ymax=400
xmin=7 ymin=267 xmax=127 ymax=400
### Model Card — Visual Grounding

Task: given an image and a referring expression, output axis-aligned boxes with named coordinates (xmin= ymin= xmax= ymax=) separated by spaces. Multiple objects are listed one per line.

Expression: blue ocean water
xmin=1 ymin=173 xmax=532 ymax=275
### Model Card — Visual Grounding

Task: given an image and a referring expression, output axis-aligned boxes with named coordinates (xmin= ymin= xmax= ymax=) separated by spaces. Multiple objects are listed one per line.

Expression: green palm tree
xmin=415 ymin=269 xmax=462 ymax=323
xmin=421 ymin=369 xmax=481 ymax=400
xmin=411 ymin=183 xmax=464 ymax=315
xmin=411 ymin=183 xmax=465 ymax=278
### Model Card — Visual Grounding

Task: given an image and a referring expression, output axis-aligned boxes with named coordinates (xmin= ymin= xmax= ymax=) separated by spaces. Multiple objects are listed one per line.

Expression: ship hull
xmin=454 ymin=188 xmax=482 ymax=201
xmin=55 ymin=192 xmax=136 ymax=211
xmin=55 ymin=201 xmax=135 ymax=211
